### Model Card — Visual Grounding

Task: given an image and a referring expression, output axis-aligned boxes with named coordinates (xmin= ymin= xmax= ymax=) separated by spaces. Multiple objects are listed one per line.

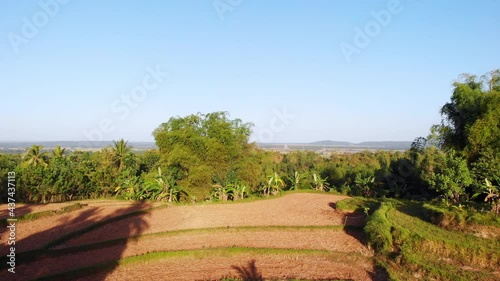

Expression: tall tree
xmin=431 ymin=70 xmax=500 ymax=160
xmin=153 ymin=112 xmax=253 ymax=196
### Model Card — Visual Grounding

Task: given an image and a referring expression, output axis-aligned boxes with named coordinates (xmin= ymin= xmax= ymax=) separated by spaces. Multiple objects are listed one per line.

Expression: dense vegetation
xmin=0 ymin=70 xmax=498 ymax=213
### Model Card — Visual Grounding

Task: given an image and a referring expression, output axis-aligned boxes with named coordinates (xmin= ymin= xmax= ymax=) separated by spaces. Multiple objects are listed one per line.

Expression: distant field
xmin=0 ymin=140 xmax=411 ymax=154
xmin=0 ymin=193 xmax=385 ymax=281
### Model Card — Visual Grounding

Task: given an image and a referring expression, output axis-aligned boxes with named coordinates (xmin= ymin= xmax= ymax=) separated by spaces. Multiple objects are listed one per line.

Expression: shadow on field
xmin=0 ymin=205 xmax=34 ymax=220
xmin=0 ymin=202 xmax=152 ymax=281
xmin=232 ymin=259 xmax=263 ymax=281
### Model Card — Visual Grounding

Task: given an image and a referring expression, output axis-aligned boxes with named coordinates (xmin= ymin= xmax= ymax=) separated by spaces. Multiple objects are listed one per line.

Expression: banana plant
xmin=144 ymin=167 xmax=187 ymax=202
xmin=288 ymin=171 xmax=305 ymax=191
xmin=226 ymin=183 xmax=248 ymax=200
xmin=312 ymin=172 xmax=329 ymax=191
xmin=266 ymin=172 xmax=285 ymax=196
xmin=473 ymin=178 xmax=499 ymax=214
xmin=210 ymin=184 xmax=229 ymax=201
xmin=115 ymin=177 xmax=141 ymax=200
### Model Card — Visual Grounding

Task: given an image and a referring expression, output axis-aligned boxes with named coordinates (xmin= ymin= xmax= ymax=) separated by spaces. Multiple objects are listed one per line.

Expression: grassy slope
xmin=338 ymin=198 xmax=500 ymax=281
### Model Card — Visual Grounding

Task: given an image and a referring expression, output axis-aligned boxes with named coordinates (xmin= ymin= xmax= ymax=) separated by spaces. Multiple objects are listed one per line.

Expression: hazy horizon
xmin=1 ymin=1 xmax=499 ymax=143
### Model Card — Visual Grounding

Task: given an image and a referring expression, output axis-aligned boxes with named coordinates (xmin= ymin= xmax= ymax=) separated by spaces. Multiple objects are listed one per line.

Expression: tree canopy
xmin=152 ymin=112 xmax=254 ymax=197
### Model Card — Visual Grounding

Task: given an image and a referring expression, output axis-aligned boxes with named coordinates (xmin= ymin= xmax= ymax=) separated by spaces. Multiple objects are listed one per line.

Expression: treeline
xmin=0 ymin=70 xmax=498 ymax=208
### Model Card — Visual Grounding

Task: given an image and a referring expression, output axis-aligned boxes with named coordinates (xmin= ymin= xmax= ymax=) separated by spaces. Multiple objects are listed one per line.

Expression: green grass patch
xmin=335 ymin=197 xmax=378 ymax=214
xmin=361 ymin=199 xmax=500 ymax=280
xmin=364 ymin=202 xmax=393 ymax=254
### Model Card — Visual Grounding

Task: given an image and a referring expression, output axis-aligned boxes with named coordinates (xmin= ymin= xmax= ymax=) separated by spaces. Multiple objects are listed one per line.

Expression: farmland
xmin=0 ymin=193 xmax=384 ymax=280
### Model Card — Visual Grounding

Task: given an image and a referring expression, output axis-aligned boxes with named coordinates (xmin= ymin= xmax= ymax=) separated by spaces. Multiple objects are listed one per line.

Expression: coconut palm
xmin=52 ymin=145 xmax=66 ymax=158
xmin=112 ymin=139 xmax=131 ymax=170
xmin=24 ymin=145 xmax=48 ymax=167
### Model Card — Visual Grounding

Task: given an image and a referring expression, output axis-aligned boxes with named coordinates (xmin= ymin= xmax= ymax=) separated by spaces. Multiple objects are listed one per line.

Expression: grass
xmin=336 ymin=197 xmax=500 ymax=281
xmin=335 ymin=197 xmax=378 ymax=214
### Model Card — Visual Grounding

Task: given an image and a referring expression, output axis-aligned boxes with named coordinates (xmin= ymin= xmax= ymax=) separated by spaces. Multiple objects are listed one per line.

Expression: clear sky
xmin=0 ymin=0 xmax=499 ymax=143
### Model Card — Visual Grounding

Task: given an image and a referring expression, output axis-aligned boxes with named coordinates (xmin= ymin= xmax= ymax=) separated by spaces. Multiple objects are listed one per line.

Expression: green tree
xmin=153 ymin=112 xmax=253 ymax=198
xmin=429 ymin=151 xmax=473 ymax=204
xmin=432 ymin=70 xmax=500 ymax=160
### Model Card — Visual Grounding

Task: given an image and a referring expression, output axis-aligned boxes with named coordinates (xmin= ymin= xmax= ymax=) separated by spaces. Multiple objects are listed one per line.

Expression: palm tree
xmin=112 ymin=139 xmax=131 ymax=170
xmin=24 ymin=145 xmax=48 ymax=167
xmin=52 ymin=145 xmax=66 ymax=158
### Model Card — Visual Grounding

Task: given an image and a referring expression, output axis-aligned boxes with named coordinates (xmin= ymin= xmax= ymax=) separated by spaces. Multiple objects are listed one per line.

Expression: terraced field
xmin=0 ymin=193 xmax=383 ymax=281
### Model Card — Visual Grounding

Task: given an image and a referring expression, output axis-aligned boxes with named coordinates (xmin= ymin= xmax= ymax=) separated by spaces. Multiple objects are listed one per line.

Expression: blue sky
xmin=0 ymin=0 xmax=499 ymax=143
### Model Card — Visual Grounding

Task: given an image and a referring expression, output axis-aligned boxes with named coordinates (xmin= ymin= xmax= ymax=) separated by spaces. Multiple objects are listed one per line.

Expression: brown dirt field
xmin=0 ymin=201 xmax=158 ymax=254
xmin=61 ymin=193 xmax=349 ymax=248
xmin=0 ymin=193 xmax=379 ymax=281
xmin=79 ymin=253 xmax=376 ymax=281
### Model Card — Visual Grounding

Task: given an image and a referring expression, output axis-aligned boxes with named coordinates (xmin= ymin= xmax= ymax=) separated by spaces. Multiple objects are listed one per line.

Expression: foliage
xmin=428 ymin=151 xmax=473 ymax=204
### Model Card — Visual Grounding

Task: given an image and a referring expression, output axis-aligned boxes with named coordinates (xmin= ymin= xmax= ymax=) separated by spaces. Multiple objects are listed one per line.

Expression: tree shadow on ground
xmin=232 ymin=259 xmax=263 ymax=281
xmin=0 ymin=202 xmax=152 ymax=281
xmin=0 ymin=204 xmax=34 ymax=220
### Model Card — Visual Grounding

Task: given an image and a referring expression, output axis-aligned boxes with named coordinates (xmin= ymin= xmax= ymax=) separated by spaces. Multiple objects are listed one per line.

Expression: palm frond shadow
xmin=232 ymin=259 xmax=263 ymax=281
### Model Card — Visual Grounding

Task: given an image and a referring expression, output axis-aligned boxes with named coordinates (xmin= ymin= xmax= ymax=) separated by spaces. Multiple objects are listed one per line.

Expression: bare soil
xmin=0 ymin=193 xmax=379 ymax=281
